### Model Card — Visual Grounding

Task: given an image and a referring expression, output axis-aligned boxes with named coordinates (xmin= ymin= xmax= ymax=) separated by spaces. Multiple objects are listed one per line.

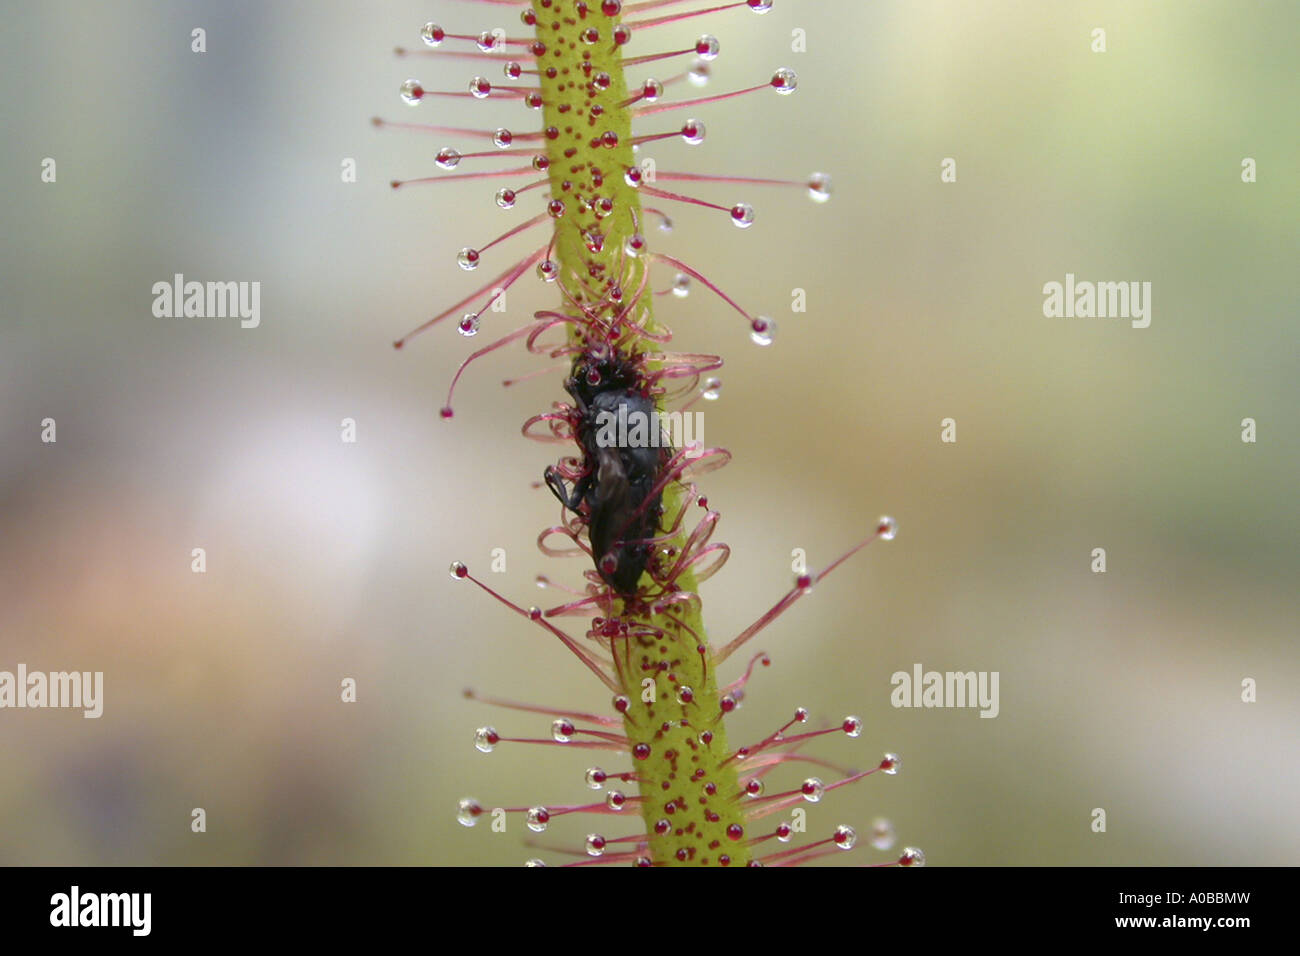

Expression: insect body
xmin=545 ymin=353 xmax=670 ymax=598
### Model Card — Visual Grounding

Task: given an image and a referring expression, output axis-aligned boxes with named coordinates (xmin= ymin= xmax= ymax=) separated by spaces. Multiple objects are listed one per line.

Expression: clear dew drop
xmin=808 ymin=171 xmax=832 ymax=203
xmin=420 ymin=23 xmax=444 ymax=47
xmin=641 ymin=78 xmax=664 ymax=102
xmin=473 ymin=726 xmax=498 ymax=753
xmin=671 ymin=273 xmax=691 ymax=297
xmin=469 ymin=76 xmax=491 ymax=99
xmin=676 ymin=685 xmax=694 ymax=705
xmin=688 ymin=59 xmax=712 ymax=87
xmin=701 ymin=378 xmax=722 ymax=400
xmin=776 ymin=822 xmax=793 ymax=843
xmin=525 ymin=807 xmax=550 ymax=832
xmin=435 ymin=148 xmax=460 ymax=169
xmin=681 ymin=119 xmax=707 ymax=146
xmin=624 ymin=233 xmax=646 ymax=257
xmin=771 ymin=67 xmax=798 ymax=94
xmin=551 ymin=718 xmax=574 ymax=743
xmin=456 ymin=247 xmax=480 ymax=271
xmin=748 ymin=0 xmax=774 ymax=12
xmin=899 ymin=846 xmax=926 ymax=867
xmin=881 ymin=752 xmax=902 ymax=774
xmin=523 ymin=858 xmax=546 ymax=867
xmin=458 ymin=314 xmax=479 ymax=336
xmin=448 ymin=561 xmax=467 ymax=578
xmin=492 ymin=128 xmax=513 ymax=148
xmin=503 ymin=61 xmax=522 ymax=80
xmin=877 ymin=516 xmax=898 ymax=541
xmin=456 ymin=797 xmax=482 ymax=827
xmin=536 ymin=259 xmax=558 ymax=283
xmin=871 ymin=817 xmax=897 ymax=851
xmin=800 ymin=776 xmax=825 ymax=802
xmin=476 ymin=31 xmax=498 ymax=53
xmin=605 ymin=790 xmax=627 ymax=811
xmin=834 ymin=824 xmax=858 ymax=850
xmin=494 ymin=188 xmax=516 ymax=209
xmin=695 ymin=34 xmax=721 ymax=61
xmin=399 ymin=79 xmax=424 ymax=105
xmin=842 ymin=715 xmax=863 ymax=737
xmin=750 ymin=316 xmax=776 ymax=346
xmin=730 ymin=203 xmax=755 ymax=228
xmin=584 ymin=766 xmax=606 ymax=790
xmin=584 ymin=834 xmax=606 ymax=857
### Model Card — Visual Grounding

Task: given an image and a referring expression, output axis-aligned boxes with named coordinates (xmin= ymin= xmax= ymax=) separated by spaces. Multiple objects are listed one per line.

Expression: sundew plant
xmin=378 ymin=0 xmax=922 ymax=868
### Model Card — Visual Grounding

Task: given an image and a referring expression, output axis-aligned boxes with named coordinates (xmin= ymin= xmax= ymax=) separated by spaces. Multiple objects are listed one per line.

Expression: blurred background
xmin=2 ymin=0 xmax=1296 ymax=866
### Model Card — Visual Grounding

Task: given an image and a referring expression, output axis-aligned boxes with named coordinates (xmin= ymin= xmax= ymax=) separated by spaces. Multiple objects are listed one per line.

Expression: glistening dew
xmin=378 ymin=0 xmax=922 ymax=868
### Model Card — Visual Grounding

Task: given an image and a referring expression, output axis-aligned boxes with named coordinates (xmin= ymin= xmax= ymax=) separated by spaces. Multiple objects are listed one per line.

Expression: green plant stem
xmin=531 ymin=0 xmax=750 ymax=866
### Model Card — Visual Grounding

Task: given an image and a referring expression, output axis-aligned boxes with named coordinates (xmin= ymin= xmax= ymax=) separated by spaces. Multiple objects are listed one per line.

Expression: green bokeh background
xmin=1 ymin=1 xmax=1296 ymax=865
